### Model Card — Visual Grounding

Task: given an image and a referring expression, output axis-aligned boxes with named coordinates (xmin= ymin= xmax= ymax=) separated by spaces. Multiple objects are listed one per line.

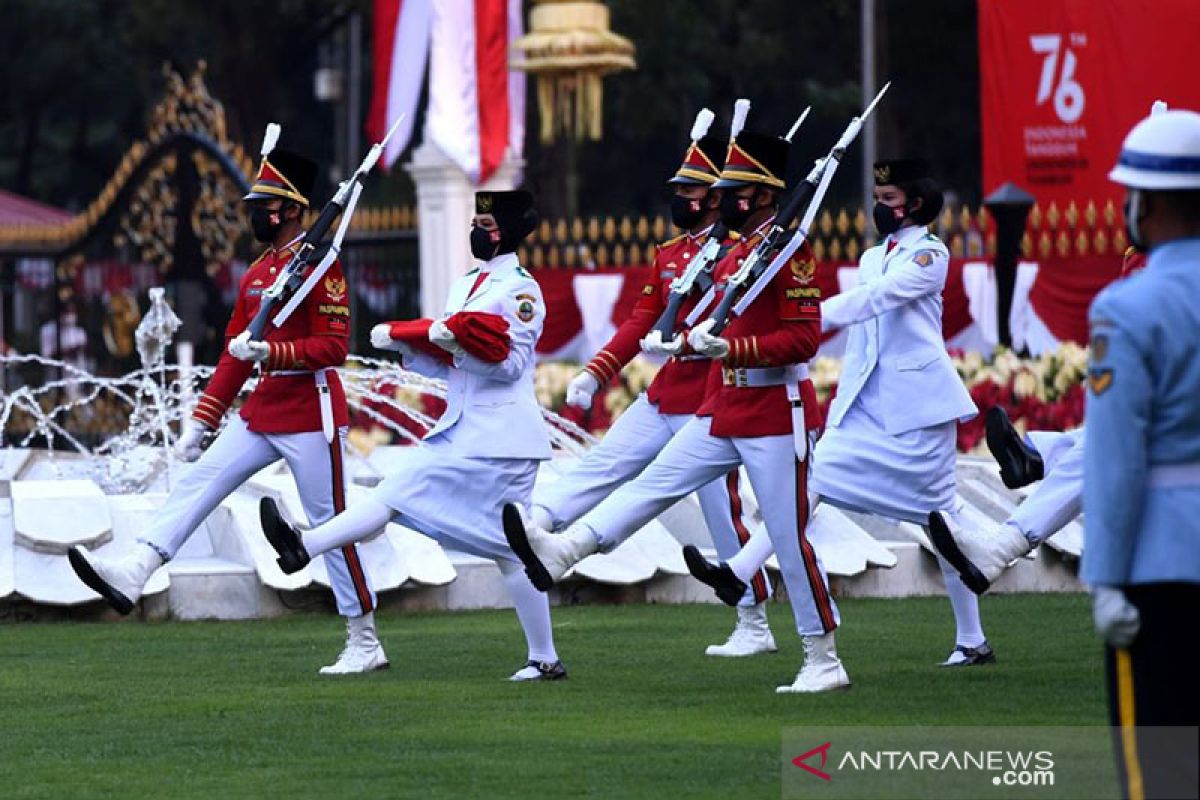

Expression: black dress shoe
xmin=502 ymin=503 xmax=554 ymax=592
xmin=985 ymin=407 xmax=1044 ymax=489
xmin=259 ymin=497 xmax=311 ymax=574
xmin=940 ymin=642 xmax=997 ymax=667
xmin=682 ymin=545 xmax=748 ymax=607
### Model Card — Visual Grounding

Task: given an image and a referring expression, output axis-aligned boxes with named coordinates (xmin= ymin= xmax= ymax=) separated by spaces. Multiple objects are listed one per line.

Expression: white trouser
xmin=139 ymin=416 xmax=377 ymax=617
xmin=578 ymin=417 xmax=839 ymax=636
xmin=1014 ymin=427 xmax=1084 ymax=545
xmin=533 ymin=395 xmax=769 ymax=605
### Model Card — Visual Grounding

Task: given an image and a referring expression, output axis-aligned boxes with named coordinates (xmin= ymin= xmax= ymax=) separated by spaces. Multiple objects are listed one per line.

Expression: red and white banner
xmin=979 ymin=0 xmax=1200 ymax=206
xmin=367 ymin=0 xmax=524 ymax=183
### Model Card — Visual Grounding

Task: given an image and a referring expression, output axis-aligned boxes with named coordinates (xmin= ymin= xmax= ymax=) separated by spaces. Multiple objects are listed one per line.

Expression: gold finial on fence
xmin=1055 ymin=230 xmax=1071 ymax=258
xmin=818 ymin=209 xmax=833 ymax=236
xmin=1029 ymin=203 xmax=1042 ymax=230
xmin=1038 ymin=231 xmax=1052 ymax=259
xmin=1046 ymin=201 xmax=1061 ymax=231
xmin=1103 ymin=199 xmax=1117 ymax=227
xmin=835 ymin=209 xmax=850 ymax=236
xmin=1094 ymin=229 xmax=1109 ymax=255
xmin=1065 ymin=200 xmax=1079 ymax=229
xmin=1075 ymin=230 xmax=1089 ymax=256
xmin=1084 ymin=199 xmax=1097 ymax=229
xmin=618 ymin=215 xmax=632 ymax=240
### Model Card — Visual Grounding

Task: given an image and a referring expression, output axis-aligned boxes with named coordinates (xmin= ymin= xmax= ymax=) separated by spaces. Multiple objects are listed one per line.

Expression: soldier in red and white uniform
xmin=528 ymin=110 xmax=777 ymax=657
xmin=505 ymin=120 xmax=849 ymax=693
xmin=69 ymin=146 xmax=386 ymax=675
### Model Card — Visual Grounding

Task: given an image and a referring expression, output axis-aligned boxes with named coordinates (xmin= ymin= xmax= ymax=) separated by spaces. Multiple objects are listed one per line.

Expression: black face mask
xmin=470 ymin=225 xmax=502 ymax=261
xmin=872 ymin=201 xmax=906 ymax=236
xmin=250 ymin=207 xmax=283 ymax=243
xmin=719 ymin=191 xmax=755 ymax=232
xmin=670 ymin=194 xmax=706 ymax=230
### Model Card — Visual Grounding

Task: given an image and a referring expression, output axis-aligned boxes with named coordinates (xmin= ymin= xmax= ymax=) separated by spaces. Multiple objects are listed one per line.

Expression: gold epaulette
xmin=657 ymin=232 xmax=687 ymax=250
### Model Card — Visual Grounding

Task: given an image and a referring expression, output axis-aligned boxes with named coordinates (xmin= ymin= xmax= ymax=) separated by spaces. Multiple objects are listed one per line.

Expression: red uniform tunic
xmin=191 ymin=240 xmax=352 ymax=434
xmin=695 ymin=223 xmax=823 ymax=438
xmin=581 ymin=229 xmax=726 ymax=415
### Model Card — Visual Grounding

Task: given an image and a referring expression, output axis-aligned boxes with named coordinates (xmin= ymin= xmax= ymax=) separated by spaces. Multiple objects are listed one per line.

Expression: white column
xmin=405 ymin=142 xmax=525 ymax=317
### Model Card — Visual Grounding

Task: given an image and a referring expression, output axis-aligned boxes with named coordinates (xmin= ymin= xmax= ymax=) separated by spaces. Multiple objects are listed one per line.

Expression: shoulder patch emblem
xmin=1090 ymin=333 xmax=1108 ymax=361
xmin=323 ymin=275 xmax=347 ymax=302
xmin=1088 ymin=369 xmax=1113 ymax=396
xmin=515 ymin=292 xmax=538 ymax=323
xmin=790 ymin=257 xmax=816 ymax=284
xmin=913 ymin=250 xmax=937 ymax=268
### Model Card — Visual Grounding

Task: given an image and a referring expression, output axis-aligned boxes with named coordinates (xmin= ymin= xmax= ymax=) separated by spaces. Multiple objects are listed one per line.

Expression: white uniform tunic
xmin=371 ymin=253 xmax=551 ymax=561
xmin=811 ymin=225 xmax=976 ymax=522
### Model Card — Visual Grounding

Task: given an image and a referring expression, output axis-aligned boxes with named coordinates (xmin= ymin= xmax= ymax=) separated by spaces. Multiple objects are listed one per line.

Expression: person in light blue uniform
xmin=1086 ymin=108 xmax=1200 ymax=800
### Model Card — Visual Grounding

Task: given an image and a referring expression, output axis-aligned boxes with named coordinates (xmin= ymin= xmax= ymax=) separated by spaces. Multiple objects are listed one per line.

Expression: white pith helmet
xmin=1109 ymin=103 xmax=1200 ymax=190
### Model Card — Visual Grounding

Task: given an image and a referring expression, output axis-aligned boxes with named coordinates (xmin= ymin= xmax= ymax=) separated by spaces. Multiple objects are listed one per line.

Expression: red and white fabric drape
xmin=367 ymin=0 xmax=524 ymax=183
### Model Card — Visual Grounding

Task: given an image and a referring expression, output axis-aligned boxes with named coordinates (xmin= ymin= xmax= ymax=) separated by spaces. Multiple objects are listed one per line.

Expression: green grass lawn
xmin=0 ymin=594 xmax=1106 ymax=799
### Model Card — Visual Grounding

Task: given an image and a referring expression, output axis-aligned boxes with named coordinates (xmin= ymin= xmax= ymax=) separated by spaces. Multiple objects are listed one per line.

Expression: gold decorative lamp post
xmin=511 ymin=0 xmax=636 ymax=216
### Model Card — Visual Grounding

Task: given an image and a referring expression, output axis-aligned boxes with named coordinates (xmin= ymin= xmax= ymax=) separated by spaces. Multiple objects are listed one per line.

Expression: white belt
xmin=314 ymin=368 xmax=335 ymax=443
xmin=264 ymin=369 xmax=314 ymax=376
xmin=671 ymin=354 xmax=709 ymax=362
xmin=1146 ymin=463 xmax=1200 ymax=488
xmin=722 ymin=363 xmax=810 ymax=388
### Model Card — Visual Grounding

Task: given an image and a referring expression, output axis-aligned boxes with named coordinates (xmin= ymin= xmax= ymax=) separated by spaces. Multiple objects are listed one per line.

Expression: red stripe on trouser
xmin=726 ymin=471 xmax=768 ymax=603
xmin=330 ymin=429 xmax=373 ymax=615
xmin=794 ymin=459 xmax=836 ymax=632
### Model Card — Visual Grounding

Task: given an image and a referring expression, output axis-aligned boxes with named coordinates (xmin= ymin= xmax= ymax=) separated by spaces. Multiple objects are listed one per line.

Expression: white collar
xmin=888 ymin=225 xmax=929 ymax=250
xmin=476 ymin=252 xmax=519 ymax=275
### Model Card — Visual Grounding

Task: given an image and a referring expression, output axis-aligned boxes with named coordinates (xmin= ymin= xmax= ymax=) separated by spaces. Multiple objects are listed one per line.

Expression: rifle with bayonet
xmin=697 ymin=83 xmax=891 ymax=334
xmin=247 ymin=115 xmax=405 ymax=340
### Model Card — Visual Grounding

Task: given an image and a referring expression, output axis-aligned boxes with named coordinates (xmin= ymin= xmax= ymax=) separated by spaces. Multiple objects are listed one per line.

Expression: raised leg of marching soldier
xmin=68 ymin=416 xmax=385 ymax=674
xmin=262 ymin=442 xmax=562 ymax=681
xmin=931 ymin=424 xmax=1086 ymax=595
xmin=533 ymin=394 xmax=774 ymax=656
xmin=516 ymin=416 xmax=846 ymax=690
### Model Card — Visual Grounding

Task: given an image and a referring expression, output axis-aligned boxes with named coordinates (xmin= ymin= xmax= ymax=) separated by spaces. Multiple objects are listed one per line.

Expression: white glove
xmin=686 ymin=319 xmax=730 ymax=359
xmin=370 ymin=324 xmax=413 ymax=357
xmin=1092 ymin=585 xmax=1141 ymax=648
xmin=640 ymin=329 xmax=684 ymax=357
xmin=565 ymin=371 xmax=600 ymax=408
xmin=228 ymin=330 xmax=269 ymax=362
xmin=370 ymin=324 xmax=393 ymax=350
xmin=428 ymin=319 xmax=464 ymax=356
xmin=174 ymin=418 xmax=212 ymax=463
